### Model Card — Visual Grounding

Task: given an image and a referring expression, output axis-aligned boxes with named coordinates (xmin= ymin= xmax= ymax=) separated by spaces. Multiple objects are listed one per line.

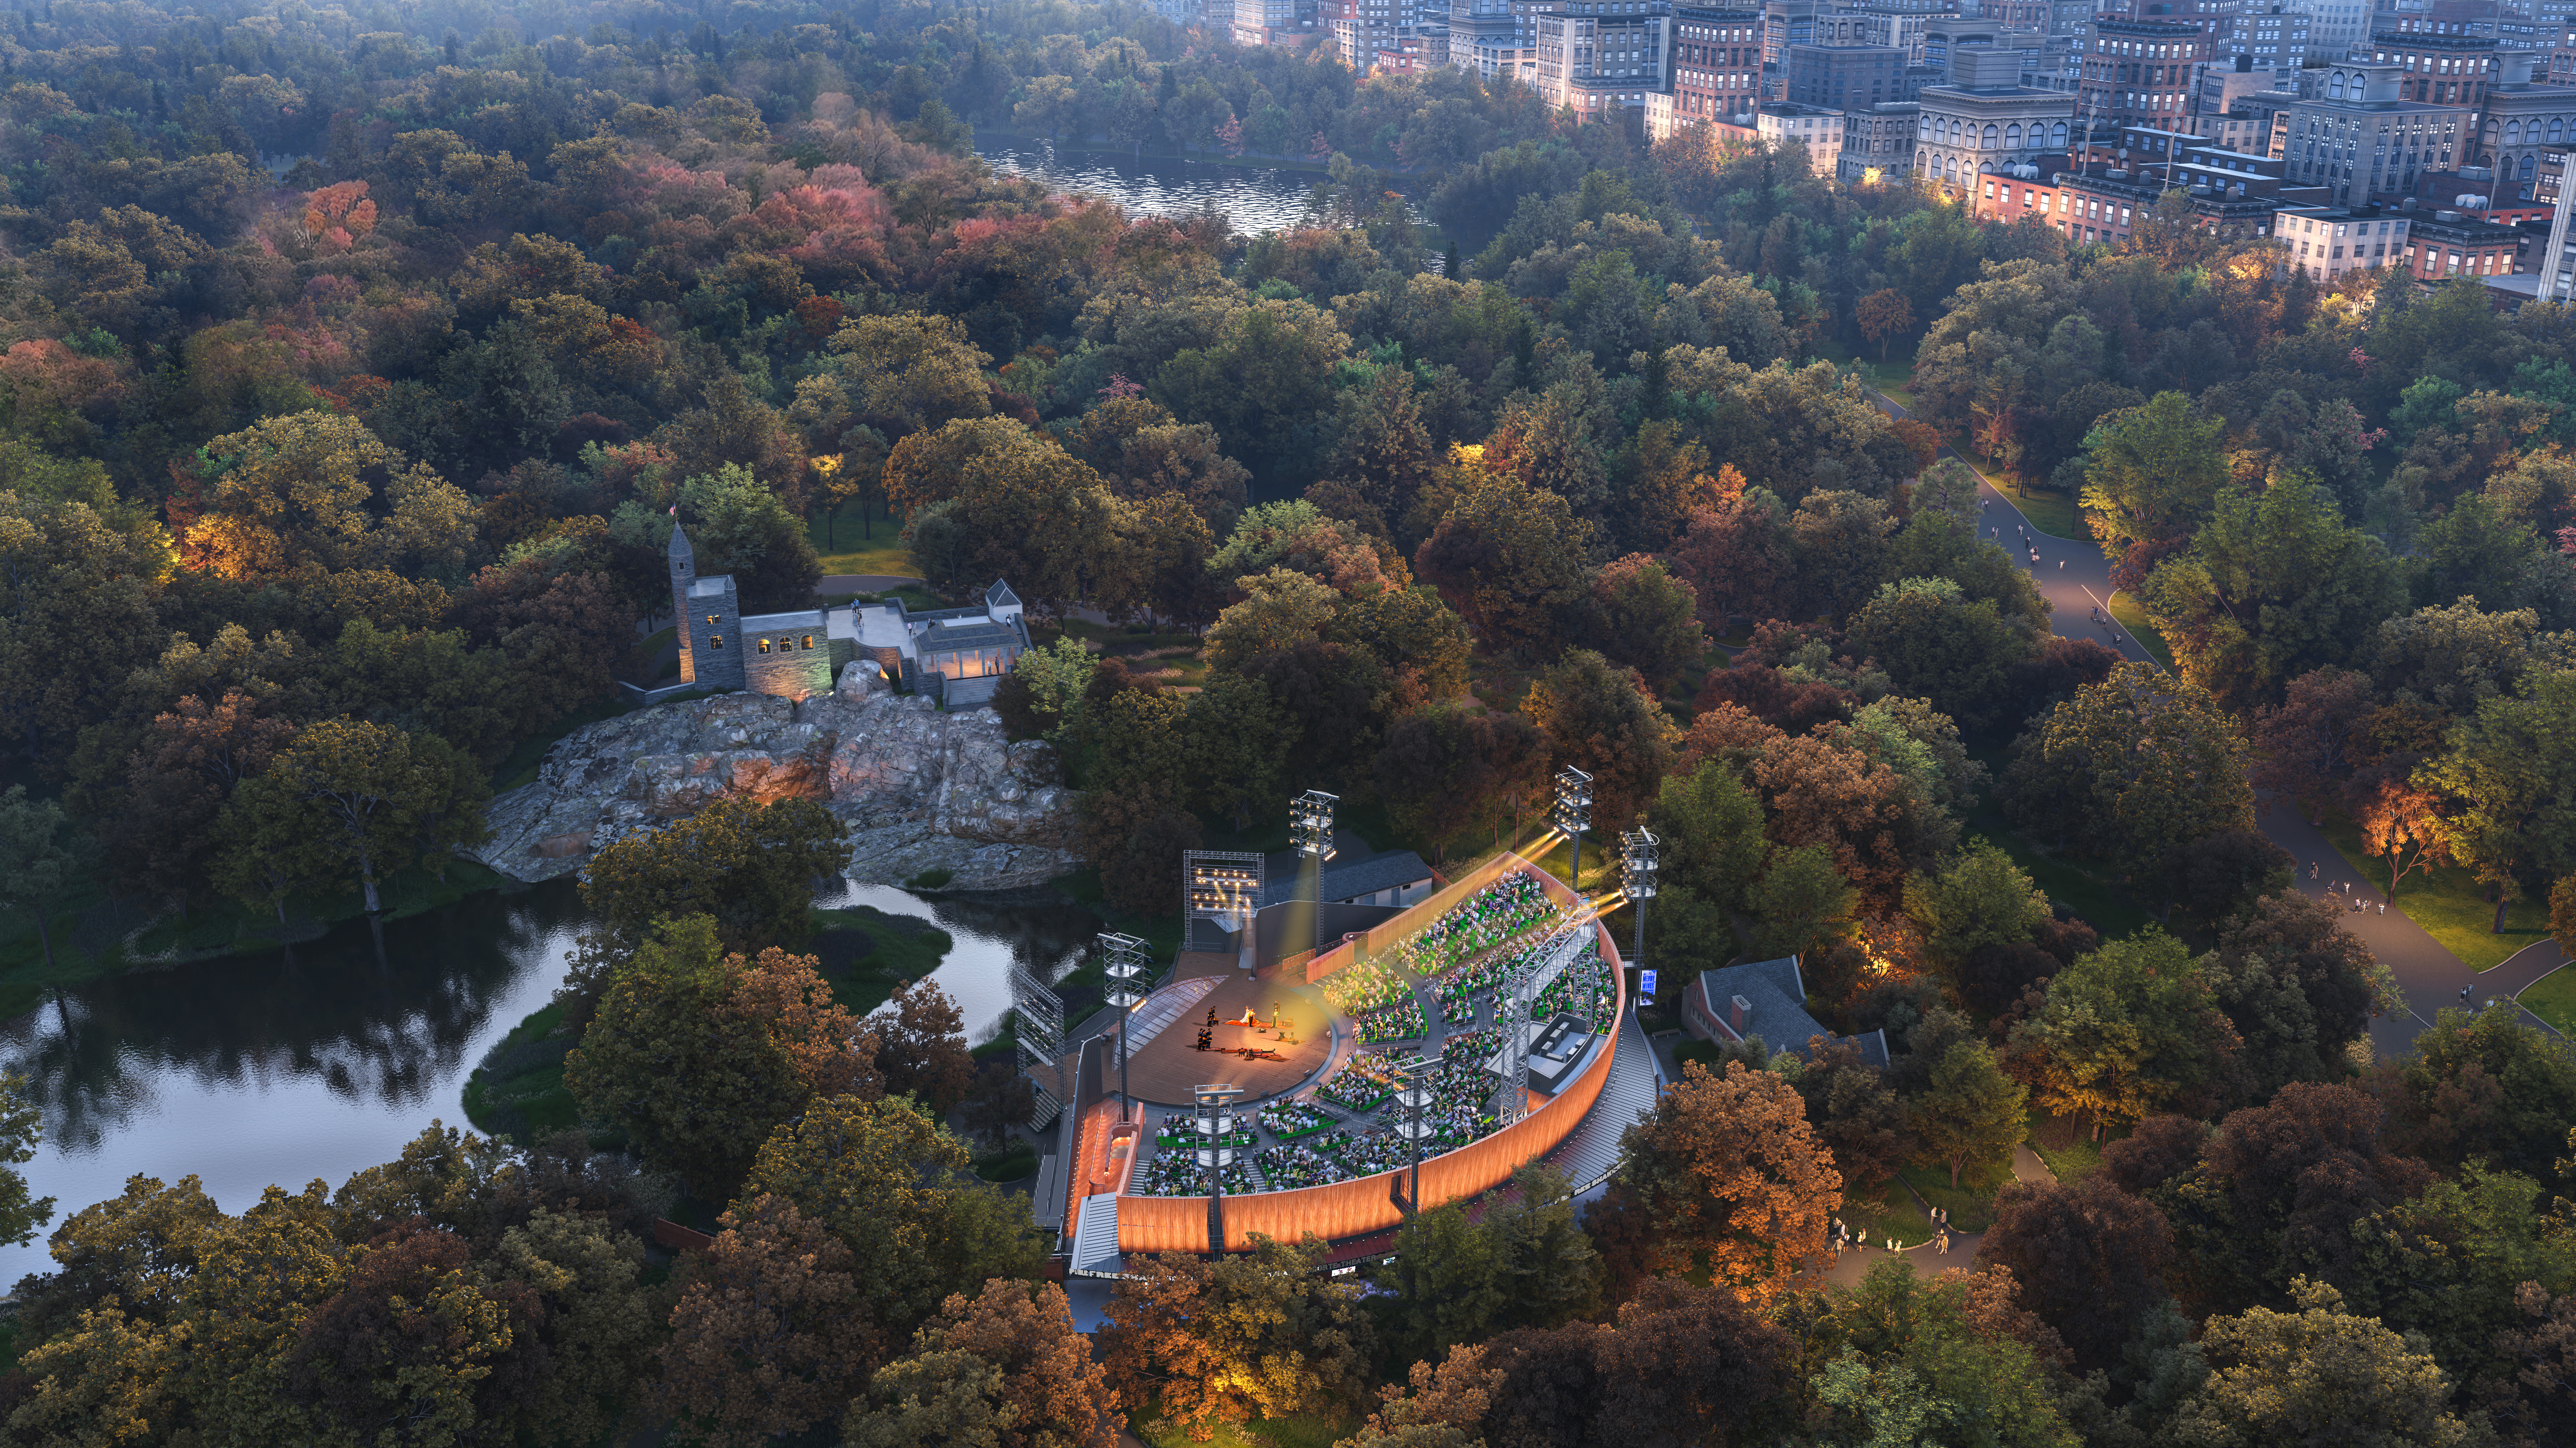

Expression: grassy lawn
xmin=2024 ymin=1108 xmax=2115 ymax=1182
xmin=809 ymin=502 xmax=917 ymax=577
xmin=1898 ymin=1162 xmax=2005 ymax=1232
xmin=2314 ymin=812 xmax=2551 ymax=970
xmin=2519 ymin=966 xmax=2576 ymax=1035
xmin=1967 ymin=827 xmax=2154 ymax=942
xmin=1983 ymin=467 xmax=2083 ymax=539
xmin=2103 ymin=591 xmax=2180 ymax=673
xmin=1136 ymin=1411 xmax=1357 ymax=1448
xmin=462 ymin=1002 xmax=582 ymax=1142
xmin=1843 ymin=1178 xmax=1934 ymax=1248
xmin=810 ymin=903 xmax=956 ymax=1016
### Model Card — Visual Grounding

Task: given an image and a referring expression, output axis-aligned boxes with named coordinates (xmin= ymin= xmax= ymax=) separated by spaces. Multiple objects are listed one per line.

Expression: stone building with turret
xmin=665 ymin=521 xmax=835 ymax=701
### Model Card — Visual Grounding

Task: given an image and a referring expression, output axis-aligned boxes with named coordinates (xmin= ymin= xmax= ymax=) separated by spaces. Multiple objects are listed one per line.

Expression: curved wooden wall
xmin=1119 ymin=879 xmax=1623 ymax=1255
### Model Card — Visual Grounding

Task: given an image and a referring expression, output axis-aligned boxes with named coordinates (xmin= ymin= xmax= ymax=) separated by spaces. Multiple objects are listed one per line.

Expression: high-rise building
xmin=2076 ymin=16 xmax=2215 ymax=140
xmin=1917 ymin=44 xmax=2078 ymax=193
xmin=1672 ymin=5 xmax=1768 ymax=122
xmin=1234 ymin=0 xmax=1319 ymax=46
xmin=1450 ymin=0 xmax=1521 ymax=73
xmin=2279 ymin=60 xmax=2473 ymax=202
xmin=1785 ymin=40 xmax=1908 ymax=106
xmin=2475 ymin=51 xmax=2576 ymax=195
xmin=1536 ymin=0 xmax=1674 ymax=119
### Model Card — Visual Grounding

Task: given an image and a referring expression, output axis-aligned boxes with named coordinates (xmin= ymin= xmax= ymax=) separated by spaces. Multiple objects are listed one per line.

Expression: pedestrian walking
xmin=2462 ymin=986 xmax=2474 ymax=1005
xmin=1936 ymin=1228 xmax=1951 ymax=1255
xmin=2310 ymin=860 xmax=2318 ymax=880
xmin=2058 ymin=559 xmax=2066 ymax=570
xmin=2379 ymin=901 xmax=2386 ymax=914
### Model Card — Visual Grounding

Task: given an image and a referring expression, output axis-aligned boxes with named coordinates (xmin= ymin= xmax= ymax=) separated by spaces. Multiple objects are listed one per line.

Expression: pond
xmin=0 ymin=877 xmax=1099 ymax=1288
xmin=975 ymin=137 xmax=1429 ymax=236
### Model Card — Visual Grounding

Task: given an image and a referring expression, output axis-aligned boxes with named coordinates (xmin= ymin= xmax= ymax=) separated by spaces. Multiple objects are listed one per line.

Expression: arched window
xmin=1982 ymin=122 xmax=1998 ymax=147
xmin=2329 ymin=71 xmax=2347 ymax=99
xmin=2006 ymin=122 xmax=2022 ymax=147
xmin=1917 ymin=147 xmax=1928 ymax=170
xmin=2553 ymin=117 xmax=2567 ymax=143
xmin=1948 ymin=118 xmax=1961 ymax=143
xmin=2506 ymin=119 xmax=2522 ymax=145
xmin=2052 ymin=121 xmax=2067 ymax=148
xmin=2524 ymin=153 xmax=2539 ymax=180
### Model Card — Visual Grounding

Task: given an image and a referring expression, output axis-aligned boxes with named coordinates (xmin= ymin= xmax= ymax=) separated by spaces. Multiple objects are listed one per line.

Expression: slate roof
xmin=1697 ymin=957 xmax=1890 ymax=1068
xmin=1258 ymin=847 xmax=1435 ymax=907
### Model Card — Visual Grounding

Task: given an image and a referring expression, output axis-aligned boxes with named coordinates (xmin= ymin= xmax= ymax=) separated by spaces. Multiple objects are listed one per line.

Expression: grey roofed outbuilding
xmin=1257 ymin=847 xmax=1437 ymax=907
xmin=1691 ymin=956 xmax=1890 ymax=1068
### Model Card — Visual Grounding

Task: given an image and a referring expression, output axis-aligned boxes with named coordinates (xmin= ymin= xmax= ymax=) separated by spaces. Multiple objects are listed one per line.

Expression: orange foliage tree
xmin=1607 ymin=1060 xmax=1839 ymax=1303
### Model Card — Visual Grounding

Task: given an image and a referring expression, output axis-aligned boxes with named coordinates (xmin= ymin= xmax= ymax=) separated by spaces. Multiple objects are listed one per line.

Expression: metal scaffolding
xmin=1010 ymin=958 xmax=1065 ymax=1132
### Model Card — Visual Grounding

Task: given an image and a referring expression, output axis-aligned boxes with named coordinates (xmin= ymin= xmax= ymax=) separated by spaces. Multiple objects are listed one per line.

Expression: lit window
xmin=709 ymin=635 xmax=724 ymax=649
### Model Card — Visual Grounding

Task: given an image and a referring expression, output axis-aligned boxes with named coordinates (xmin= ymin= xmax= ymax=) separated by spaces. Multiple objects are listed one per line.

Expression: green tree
xmin=2416 ymin=668 xmax=2576 ymax=929
xmin=0 ymin=1069 xmax=54 ymax=1247
xmin=2369 ymin=1005 xmax=2576 ymax=1178
xmin=1848 ymin=576 xmax=2032 ymax=733
xmin=2010 ymin=932 xmax=2233 ymax=1139
xmin=0 ymin=785 xmax=87 ymax=970
xmin=1905 ymin=843 xmax=2051 ymax=980
xmin=0 ymin=490 xmax=167 ymax=762
xmin=1205 ymin=566 xmax=1340 ymax=673
xmin=2080 ymin=390 xmax=2229 ymax=551
xmin=2165 ymin=1279 xmax=2483 ymax=1448
xmin=822 ymin=312 xmax=996 ymax=438
xmin=1910 ymin=1039 xmax=2028 ymax=1187
xmin=657 ymin=1193 xmax=883 ymax=1448
xmin=2004 ymin=663 xmax=2254 ymax=876
xmin=2140 ymin=474 xmax=2408 ymax=713
xmin=742 ymin=1092 xmax=1048 ymax=1334
xmin=1799 ymin=1259 xmax=2079 ymax=1448
xmin=564 ymin=916 xmax=881 ymax=1195
xmin=1187 ymin=673 xmax=1295 ymax=831
xmin=214 ymin=719 xmax=489 ymax=916
xmin=1747 ymin=843 xmax=1858 ymax=959
xmin=181 ymin=410 xmax=477 ymax=579
xmin=1325 ymin=585 xmax=1473 ymax=702
xmin=580 ymin=796 xmax=852 ymax=953
xmin=1649 ymin=760 xmax=1770 ymax=916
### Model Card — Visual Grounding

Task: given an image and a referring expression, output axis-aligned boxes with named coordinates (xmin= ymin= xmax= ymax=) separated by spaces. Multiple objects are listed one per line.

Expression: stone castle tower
xmin=669 ymin=519 xmax=746 ymax=692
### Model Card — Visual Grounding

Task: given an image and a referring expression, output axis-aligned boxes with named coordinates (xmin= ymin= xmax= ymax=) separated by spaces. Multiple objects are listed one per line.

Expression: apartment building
xmin=1917 ymin=44 xmax=2078 ymax=193
xmin=1537 ymin=0 xmax=1674 ymax=118
xmin=2077 ymin=17 xmax=2217 ymax=138
xmin=2281 ymin=61 xmax=2473 ymax=202
xmin=1785 ymin=40 xmax=1909 ymax=105
xmin=1841 ymin=99 xmax=1923 ymax=179
xmin=1673 ymin=4 xmax=1769 ymax=122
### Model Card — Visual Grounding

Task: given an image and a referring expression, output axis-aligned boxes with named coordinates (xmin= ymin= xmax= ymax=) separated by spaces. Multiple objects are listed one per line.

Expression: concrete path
xmin=1864 ymin=385 xmax=2572 ymax=1050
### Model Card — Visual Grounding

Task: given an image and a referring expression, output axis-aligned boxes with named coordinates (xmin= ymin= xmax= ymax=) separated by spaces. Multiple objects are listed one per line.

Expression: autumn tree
xmin=1978 ymin=1176 xmax=2178 ymax=1372
xmin=875 ymin=977 xmax=977 ymax=1111
xmin=1521 ymin=648 xmax=1680 ymax=833
xmin=564 ymin=916 xmax=881 ymax=1196
xmin=1098 ymin=1236 xmax=1374 ymax=1435
xmin=846 ymin=1279 xmax=1122 ymax=1448
xmin=1610 ymin=1060 xmax=1839 ymax=1301
xmin=741 ymin=1092 xmax=1049 ymax=1334
xmin=658 ymin=1193 xmax=883 ymax=1448
xmin=580 ymin=795 xmax=852 ymax=953
xmin=1855 ymin=288 xmax=1915 ymax=362
xmin=1413 ymin=467 xmax=1594 ymax=657
xmin=214 ymin=719 xmax=488 ymax=916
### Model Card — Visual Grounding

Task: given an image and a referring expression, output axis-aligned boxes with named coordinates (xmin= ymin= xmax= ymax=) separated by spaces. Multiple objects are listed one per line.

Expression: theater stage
xmin=1116 ymin=971 xmax=1340 ymax=1108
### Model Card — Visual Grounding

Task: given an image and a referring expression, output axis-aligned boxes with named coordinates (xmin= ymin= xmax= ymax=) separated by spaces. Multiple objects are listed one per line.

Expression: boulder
xmin=474 ymin=691 xmax=1080 ymax=890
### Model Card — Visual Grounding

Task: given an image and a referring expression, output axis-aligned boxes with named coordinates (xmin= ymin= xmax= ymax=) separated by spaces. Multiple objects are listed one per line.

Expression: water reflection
xmin=0 ymin=876 xmax=1099 ymax=1287
xmin=975 ymin=139 xmax=1425 ymax=236
xmin=817 ymin=882 xmax=1099 ymax=1041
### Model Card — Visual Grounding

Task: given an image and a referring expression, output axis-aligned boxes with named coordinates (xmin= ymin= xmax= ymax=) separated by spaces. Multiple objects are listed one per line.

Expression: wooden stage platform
xmin=1116 ymin=970 xmax=1336 ymax=1107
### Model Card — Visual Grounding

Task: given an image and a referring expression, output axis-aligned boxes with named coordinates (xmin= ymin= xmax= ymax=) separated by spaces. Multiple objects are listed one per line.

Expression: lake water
xmin=0 ymin=879 xmax=1095 ymax=1288
xmin=975 ymin=138 xmax=1427 ymax=237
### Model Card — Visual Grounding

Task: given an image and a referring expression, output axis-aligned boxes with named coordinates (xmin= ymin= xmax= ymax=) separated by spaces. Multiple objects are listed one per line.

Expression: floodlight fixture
xmin=1290 ymin=790 xmax=1339 ymax=858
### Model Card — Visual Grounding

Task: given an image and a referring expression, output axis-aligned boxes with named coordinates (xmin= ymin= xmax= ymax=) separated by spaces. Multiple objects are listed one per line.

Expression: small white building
xmin=848 ymin=580 xmax=1032 ymax=708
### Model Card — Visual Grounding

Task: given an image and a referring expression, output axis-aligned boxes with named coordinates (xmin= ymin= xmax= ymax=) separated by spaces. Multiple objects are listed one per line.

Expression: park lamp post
xmin=1099 ymin=931 xmax=1151 ymax=1124
xmin=1552 ymin=766 xmax=1593 ymax=890
xmin=1194 ymin=1083 xmax=1245 ymax=1255
xmin=1620 ymin=828 xmax=1657 ymax=1008
xmin=1291 ymin=790 xmax=1338 ymax=955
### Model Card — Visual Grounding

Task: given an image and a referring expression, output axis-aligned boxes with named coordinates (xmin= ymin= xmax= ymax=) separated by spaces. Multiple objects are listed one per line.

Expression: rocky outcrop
xmin=476 ymin=664 xmax=1081 ymax=889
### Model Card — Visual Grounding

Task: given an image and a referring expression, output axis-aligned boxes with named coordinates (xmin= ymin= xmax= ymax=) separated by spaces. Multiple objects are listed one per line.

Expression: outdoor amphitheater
xmin=1036 ymin=787 xmax=1666 ymax=1274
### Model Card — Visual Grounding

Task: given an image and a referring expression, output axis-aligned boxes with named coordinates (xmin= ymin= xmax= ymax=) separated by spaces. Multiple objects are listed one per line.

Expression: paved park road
xmin=1864 ymin=388 xmax=2572 ymax=1059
